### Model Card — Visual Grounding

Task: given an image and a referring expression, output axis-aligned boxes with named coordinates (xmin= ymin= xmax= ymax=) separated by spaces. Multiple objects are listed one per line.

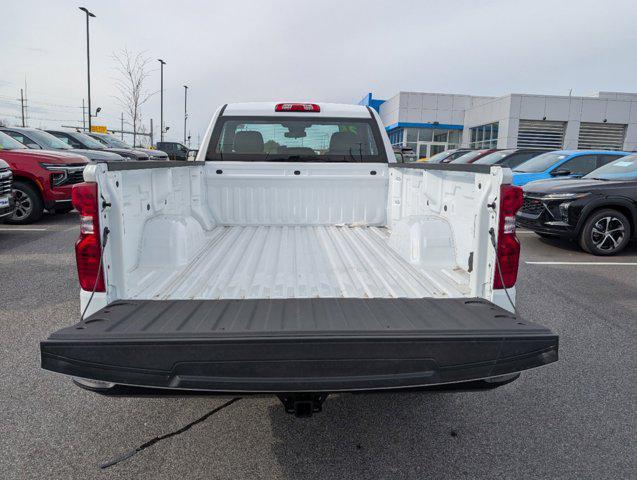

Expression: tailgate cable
xmin=488 ymin=226 xmax=517 ymax=315
xmin=80 ymin=226 xmax=109 ymax=321
xmin=100 ymin=397 xmax=241 ymax=469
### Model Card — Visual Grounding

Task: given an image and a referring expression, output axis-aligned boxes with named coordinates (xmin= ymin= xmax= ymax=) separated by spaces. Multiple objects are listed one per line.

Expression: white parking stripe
xmin=526 ymin=261 xmax=637 ymax=266
xmin=0 ymin=227 xmax=47 ymax=231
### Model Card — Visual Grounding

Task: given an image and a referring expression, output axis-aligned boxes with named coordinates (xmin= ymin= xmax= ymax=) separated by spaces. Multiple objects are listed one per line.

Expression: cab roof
xmin=222 ymin=102 xmax=372 ymax=118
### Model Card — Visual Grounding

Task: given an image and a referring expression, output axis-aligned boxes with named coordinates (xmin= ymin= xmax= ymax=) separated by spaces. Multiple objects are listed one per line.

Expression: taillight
xmin=493 ymin=184 xmax=523 ymax=289
xmin=71 ymin=182 xmax=105 ymax=292
xmin=275 ymin=103 xmax=320 ymax=112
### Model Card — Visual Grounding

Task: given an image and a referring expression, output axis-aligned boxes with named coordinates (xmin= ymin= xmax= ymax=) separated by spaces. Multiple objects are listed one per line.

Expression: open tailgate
xmin=41 ymin=298 xmax=558 ymax=392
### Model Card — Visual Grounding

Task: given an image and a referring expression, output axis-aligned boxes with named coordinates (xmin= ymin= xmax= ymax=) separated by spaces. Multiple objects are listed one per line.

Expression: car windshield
xmin=514 ymin=152 xmax=568 ymax=172
xmin=450 ymin=150 xmax=484 ymax=164
xmin=473 ymin=150 xmax=514 ymax=165
xmin=26 ymin=129 xmax=73 ymax=149
xmin=208 ymin=117 xmax=384 ymax=162
xmin=426 ymin=150 xmax=453 ymax=163
xmin=73 ymin=132 xmax=107 ymax=149
xmin=94 ymin=134 xmax=131 ymax=148
xmin=0 ymin=131 xmax=28 ymax=150
xmin=584 ymin=154 xmax=637 ymax=180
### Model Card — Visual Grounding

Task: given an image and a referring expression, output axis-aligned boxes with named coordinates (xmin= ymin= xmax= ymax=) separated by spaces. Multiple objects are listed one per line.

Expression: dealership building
xmin=359 ymin=91 xmax=637 ymax=159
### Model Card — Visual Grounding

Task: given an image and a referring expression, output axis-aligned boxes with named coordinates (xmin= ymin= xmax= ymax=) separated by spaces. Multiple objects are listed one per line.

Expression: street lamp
xmin=158 ymin=59 xmax=166 ymax=141
xmin=79 ymin=7 xmax=96 ymax=130
xmin=183 ymin=85 xmax=188 ymax=145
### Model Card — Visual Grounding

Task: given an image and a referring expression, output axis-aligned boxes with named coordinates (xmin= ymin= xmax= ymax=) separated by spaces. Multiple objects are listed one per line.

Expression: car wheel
xmin=7 ymin=181 xmax=43 ymax=224
xmin=579 ymin=209 xmax=631 ymax=256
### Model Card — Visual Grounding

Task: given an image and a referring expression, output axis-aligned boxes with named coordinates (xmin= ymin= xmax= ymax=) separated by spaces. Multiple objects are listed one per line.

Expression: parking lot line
xmin=526 ymin=261 xmax=637 ymax=266
xmin=0 ymin=227 xmax=48 ymax=231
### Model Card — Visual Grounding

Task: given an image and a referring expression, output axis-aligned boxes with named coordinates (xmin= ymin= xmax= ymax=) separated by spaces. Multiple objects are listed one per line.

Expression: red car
xmin=0 ymin=131 xmax=88 ymax=224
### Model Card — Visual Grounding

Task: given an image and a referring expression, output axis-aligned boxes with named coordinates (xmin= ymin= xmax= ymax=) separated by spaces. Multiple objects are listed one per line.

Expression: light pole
xmin=183 ymin=85 xmax=188 ymax=145
xmin=79 ymin=7 xmax=96 ymax=130
xmin=158 ymin=59 xmax=166 ymax=142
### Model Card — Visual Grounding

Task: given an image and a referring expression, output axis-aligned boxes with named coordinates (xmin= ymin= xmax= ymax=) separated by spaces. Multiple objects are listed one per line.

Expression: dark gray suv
xmin=46 ymin=129 xmax=149 ymax=161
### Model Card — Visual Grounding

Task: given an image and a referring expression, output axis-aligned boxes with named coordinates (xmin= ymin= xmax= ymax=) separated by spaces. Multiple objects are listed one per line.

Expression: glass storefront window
xmin=406 ymin=128 xmax=418 ymax=143
xmin=433 ymin=130 xmax=448 ymax=142
xmin=418 ymin=129 xmax=433 ymax=142
xmin=469 ymin=122 xmax=499 ymax=149
xmin=448 ymin=131 xmax=461 ymax=144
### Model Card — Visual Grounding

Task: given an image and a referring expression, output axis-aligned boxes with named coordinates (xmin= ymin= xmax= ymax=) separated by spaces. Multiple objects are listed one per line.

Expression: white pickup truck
xmin=41 ymin=102 xmax=558 ymax=416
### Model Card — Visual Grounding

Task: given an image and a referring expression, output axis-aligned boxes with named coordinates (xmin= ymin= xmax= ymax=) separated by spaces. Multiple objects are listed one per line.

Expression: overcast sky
xmin=2 ymin=0 xmax=636 ymax=146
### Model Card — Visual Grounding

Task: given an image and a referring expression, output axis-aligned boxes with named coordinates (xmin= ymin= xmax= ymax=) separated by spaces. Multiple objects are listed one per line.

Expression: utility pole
xmin=158 ymin=59 xmax=166 ymax=142
xmin=82 ymin=99 xmax=86 ymax=130
xmin=121 ymin=112 xmax=124 ymax=139
xmin=20 ymin=89 xmax=26 ymax=127
xmin=150 ymin=118 xmax=154 ymax=147
xmin=183 ymin=85 xmax=188 ymax=144
xmin=79 ymin=7 xmax=96 ymax=130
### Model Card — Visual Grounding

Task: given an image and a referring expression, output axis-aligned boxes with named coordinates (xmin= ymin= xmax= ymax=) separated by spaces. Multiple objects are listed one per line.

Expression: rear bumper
xmin=41 ymin=298 xmax=558 ymax=394
xmin=516 ymin=212 xmax=576 ymax=238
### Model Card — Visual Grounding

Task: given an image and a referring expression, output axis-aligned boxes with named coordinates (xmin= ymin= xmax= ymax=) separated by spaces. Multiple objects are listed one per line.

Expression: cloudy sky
xmin=2 ymin=0 xmax=636 ymax=146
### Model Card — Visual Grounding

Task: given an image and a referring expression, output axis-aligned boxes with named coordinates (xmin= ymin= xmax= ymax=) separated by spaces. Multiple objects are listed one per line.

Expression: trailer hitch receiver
xmin=278 ymin=393 xmax=329 ymax=417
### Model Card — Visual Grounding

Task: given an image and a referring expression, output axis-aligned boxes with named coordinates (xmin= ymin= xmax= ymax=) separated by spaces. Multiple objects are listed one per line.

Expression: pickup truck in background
xmin=156 ymin=141 xmax=190 ymax=160
xmin=0 ymin=131 xmax=88 ymax=223
xmin=40 ymin=102 xmax=558 ymax=416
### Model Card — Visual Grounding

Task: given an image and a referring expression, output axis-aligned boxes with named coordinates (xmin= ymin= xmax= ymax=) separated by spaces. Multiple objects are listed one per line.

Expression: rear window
xmin=206 ymin=116 xmax=386 ymax=162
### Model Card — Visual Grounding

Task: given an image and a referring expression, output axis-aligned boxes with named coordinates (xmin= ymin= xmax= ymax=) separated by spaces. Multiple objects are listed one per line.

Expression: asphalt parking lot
xmin=1 ymin=212 xmax=635 ymax=480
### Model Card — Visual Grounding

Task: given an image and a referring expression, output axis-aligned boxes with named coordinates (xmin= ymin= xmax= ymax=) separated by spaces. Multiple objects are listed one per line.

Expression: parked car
xmin=517 ymin=154 xmax=637 ymax=255
xmin=87 ymin=132 xmax=168 ymax=160
xmin=0 ymin=126 xmax=124 ymax=162
xmin=41 ymin=101 xmax=558 ymax=417
xmin=392 ymin=146 xmax=416 ymax=163
xmin=0 ymin=131 xmax=88 ymax=223
xmin=473 ymin=148 xmax=552 ymax=169
xmin=512 ymin=150 xmax=630 ymax=186
xmin=450 ymin=149 xmax=499 ymax=164
xmin=0 ymin=159 xmax=16 ymax=222
xmin=45 ymin=129 xmax=149 ymax=161
xmin=156 ymin=141 xmax=189 ymax=160
xmin=424 ymin=148 xmax=472 ymax=164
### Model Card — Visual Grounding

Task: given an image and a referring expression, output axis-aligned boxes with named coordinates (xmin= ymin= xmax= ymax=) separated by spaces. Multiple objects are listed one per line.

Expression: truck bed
xmin=126 ymin=226 xmax=471 ymax=300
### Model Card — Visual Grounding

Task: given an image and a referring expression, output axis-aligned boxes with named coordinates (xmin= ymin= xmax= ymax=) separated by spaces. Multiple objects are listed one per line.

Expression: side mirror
xmin=551 ymin=169 xmax=571 ymax=177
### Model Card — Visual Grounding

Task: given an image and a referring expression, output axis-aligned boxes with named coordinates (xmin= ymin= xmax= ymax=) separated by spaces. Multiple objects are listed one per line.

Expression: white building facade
xmin=359 ymin=91 xmax=637 ymax=159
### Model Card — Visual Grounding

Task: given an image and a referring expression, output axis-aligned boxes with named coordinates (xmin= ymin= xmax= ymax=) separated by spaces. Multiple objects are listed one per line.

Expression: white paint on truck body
xmin=80 ymin=102 xmax=515 ymax=314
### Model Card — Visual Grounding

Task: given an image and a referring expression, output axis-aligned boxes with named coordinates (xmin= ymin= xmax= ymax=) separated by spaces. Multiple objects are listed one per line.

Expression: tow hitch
xmin=278 ymin=393 xmax=329 ymax=417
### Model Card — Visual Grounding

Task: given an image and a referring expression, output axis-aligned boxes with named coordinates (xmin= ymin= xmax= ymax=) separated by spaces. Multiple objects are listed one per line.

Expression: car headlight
xmin=542 ymin=192 xmax=590 ymax=200
xmin=40 ymin=162 xmax=70 ymax=171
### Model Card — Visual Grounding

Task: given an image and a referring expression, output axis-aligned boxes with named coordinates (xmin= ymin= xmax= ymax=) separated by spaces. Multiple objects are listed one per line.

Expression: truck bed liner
xmin=41 ymin=298 xmax=558 ymax=393
xmin=126 ymin=226 xmax=470 ymax=300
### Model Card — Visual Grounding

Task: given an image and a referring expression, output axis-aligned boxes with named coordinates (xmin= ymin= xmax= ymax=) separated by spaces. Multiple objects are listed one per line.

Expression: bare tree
xmin=112 ymin=48 xmax=153 ymax=145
